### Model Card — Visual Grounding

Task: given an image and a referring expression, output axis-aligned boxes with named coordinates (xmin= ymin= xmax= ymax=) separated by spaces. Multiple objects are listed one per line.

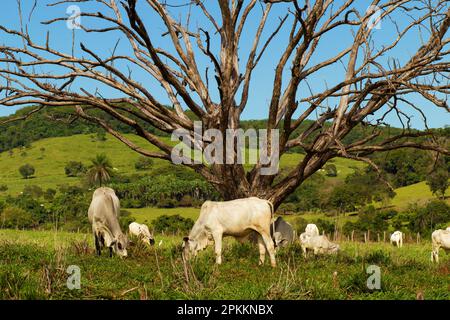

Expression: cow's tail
xmin=267 ymin=200 xmax=276 ymax=245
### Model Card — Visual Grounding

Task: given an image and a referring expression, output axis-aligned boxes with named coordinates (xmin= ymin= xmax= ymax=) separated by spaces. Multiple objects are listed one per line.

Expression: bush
xmin=291 ymin=217 xmax=308 ymax=234
xmin=406 ymin=200 xmax=450 ymax=236
xmin=0 ymin=185 xmax=8 ymax=192
xmin=324 ymin=164 xmax=337 ymax=177
xmin=22 ymin=185 xmax=43 ymax=199
xmin=119 ymin=210 xmax=136 ymax=231
xmin=134 ymin=157 xmax=154 ymax=171
xmin=278 ymin=203 xmax=297 ymax=214
xmin=64 ymin=161 xmax=87 ymax=177
xmin=19 ymin=164 xmax=35 ymax=179
xmin=178 ymin=195 xmax=194 ymax=207
xmin=5 ymin=195 xmax=47 ymax=225
xmin=112 ymin=173 xmax=219 ymax=208
xmin=44 ymin=189 xmax=57 ymax=201
xmin=152 ymin=214 xmax=194 ymax=234
xmin=0 ymin=206 xmax=36 ymax=229
xmin=314 ymin=218 xmax=335 ymax=235
xmin=426 ymin=168 xmax=449 ymax=199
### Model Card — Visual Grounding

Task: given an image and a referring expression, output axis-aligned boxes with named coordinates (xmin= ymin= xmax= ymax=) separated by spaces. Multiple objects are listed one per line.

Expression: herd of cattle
xmin=88 ymin=188 xmax=450 ymax=266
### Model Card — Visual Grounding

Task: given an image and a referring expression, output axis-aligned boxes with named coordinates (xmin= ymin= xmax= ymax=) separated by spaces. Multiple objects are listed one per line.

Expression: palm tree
xmin=86 ymin=154 xmax=114 ymax=187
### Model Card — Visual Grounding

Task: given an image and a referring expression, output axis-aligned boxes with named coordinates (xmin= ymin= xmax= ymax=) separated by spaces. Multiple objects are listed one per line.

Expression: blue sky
xmin=0 ymin=0 xmax=448 ymax=129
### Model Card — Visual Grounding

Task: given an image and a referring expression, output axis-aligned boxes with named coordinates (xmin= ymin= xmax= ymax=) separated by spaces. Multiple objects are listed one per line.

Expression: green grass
xmin=128 ymin=207 xmax=200 ymax=224
xmin=0 ymin=134 xmax=171 ymax=195
xmin=389 ymin=181 xmax=450 ymax=210
xmin=0 ymin=229 xmax=448 ymax=300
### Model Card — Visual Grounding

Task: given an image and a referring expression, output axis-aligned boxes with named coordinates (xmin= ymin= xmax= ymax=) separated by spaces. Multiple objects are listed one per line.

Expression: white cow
xmin=300 ymin=234 xmax=339 ymax=257
xmin=305 ymin=224 xmax=320 ymax=237
xmin=182 ymin=197 xmax=276 ymax=267
xmin=446 ymin=227 xmax=450 ymax=231
xmin=431 ymin=229 xmax=450 ymax=263
xmin=390 ymin=231 xmax=403 ymax=248
xmin=88 ymin=187 xmax=128 ymax=258
xmin=129 ymin=222 xmax=155 ymax=246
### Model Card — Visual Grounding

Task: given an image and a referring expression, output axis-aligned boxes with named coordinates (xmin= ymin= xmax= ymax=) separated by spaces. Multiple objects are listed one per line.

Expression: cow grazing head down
xmin=327 ymin=243 xmax=340 ymax=254
xmin=273 ymin=232 xmax=288 ymax=248
xmin=141 ymin=233 xmax=155 ymax=246
xmin=112 ymin=233 xmax=129 ymax=257
xmin=182 ymin=235 xmax=209 ymax=261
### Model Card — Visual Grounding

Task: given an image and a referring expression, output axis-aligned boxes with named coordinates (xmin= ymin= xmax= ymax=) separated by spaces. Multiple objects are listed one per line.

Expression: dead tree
xmin=0 ymin=0 xmax=449 ymax=208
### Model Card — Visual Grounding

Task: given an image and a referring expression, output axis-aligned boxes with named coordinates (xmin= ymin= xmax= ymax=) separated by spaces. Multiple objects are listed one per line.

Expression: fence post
xmin=351 ymin=230 xmax=354 ymax=242
xmin=377 ymin=233 xmax=380 ymax=242
xmin=364 ymin=232 xmax=367 ymax=243
xmin=417 ymin=232 xmax=420 ymax=244
xmin=383 ymin=231 xmax=386 ymax=243
xmin=367 ymin=230 xmax=370 ymax=243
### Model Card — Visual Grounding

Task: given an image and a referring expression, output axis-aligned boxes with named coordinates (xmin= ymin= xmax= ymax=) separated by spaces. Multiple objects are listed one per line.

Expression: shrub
xmin=178 ymin=195 xmax=194 ymax=207
xmin=426 ymin=168 xmax=449 ymax=199
xmin=152 ymin=214 xmax=194 ymax=234
xmin=44 ymin=189 xmax=57 ymax=201
xmin=324 ymin=164 xmax=337 ymax=177
xmin=19 ymin=164 xmax=35 ymax=179
xmin=5 ymin=195 xmax=47 ymax=225
xmin=119 ymin=210 xmax=136 ymax=231
xmin=22 ymin=185 xmax=43 ymax=199
xmin=0 ymin=206 xmax=35 ymax=229
xmin=278 ymin=203 xmax=297 ymax=214
xmin=314 ymin=218 xmax=335 ymax=235
xmin=0 ymin=185 xmax=8 ymax=192
xmin=291 ymin=217 xmax=308 ymax=234
xmin=406 ymin=200 xmax=450 ymax=236
xmin=134 ymin=157 xmax=154 ymax=171
xmin=64 ymin=161 xmax=87 ymax=177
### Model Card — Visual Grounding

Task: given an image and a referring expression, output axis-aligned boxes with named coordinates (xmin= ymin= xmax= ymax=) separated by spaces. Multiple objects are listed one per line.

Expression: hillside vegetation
xmin=0 ymin=133 xmax=363 ymax=196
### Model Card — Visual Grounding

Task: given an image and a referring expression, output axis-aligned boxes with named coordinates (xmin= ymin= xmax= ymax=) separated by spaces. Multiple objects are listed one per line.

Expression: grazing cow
xmin=431 ymin=229 xmax=450 ymax=263
xmin=182 ymin=197 xmax=276 ymax=267
xmin=300 ymin=234 xmax=339 ymax=257
xmin=446 ymin=227 xmax=450 ymax=232
xmin=305 ymin=224 xmax=320 ymax=237
xmin=88 ymin=187 xmax=128 ymax=258
xmin=129 ymin=222 xmax=155 ymax=246
xmin=271 ymin=216 xmax=294 ymax=248
xmin=390 ymin=231 xmax=403 ymax=248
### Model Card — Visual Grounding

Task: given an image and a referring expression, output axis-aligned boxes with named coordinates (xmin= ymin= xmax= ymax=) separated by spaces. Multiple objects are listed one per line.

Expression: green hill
xmin=390 ymin=181 xmax=450 ymax=210
xmin=0 ymin=133 xmax=364 ymax=196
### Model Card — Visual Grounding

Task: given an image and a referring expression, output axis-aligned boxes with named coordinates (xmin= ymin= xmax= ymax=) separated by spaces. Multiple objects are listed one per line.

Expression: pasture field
xmin=0 ymin=229 xmax=448 ymax=300
xmin=128 ymin=207 xmax=200 ymax=224
xmin=0 ymin=134 xmax=362 ymax=196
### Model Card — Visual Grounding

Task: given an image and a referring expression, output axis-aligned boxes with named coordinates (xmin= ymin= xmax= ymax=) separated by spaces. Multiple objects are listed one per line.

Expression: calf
xmin=390 ymin=231 xmax=403 ymax=248
xmin=300 ymin=234 xmax=339 ymax=257
xmin=129 ymin=222 xmax=155 ymax=246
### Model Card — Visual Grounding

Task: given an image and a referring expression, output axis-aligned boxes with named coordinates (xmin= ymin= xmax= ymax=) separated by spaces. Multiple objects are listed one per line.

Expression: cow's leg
xmin=94 ymin=233 xmax=101 ymax=256
xmin=212 ymin=232 xmax=223 ymax=264
xmin=257 ymin=235 xmax=266 ymax=265
xmin=301 ymin=246 xmax=307 ymax=258
xmin=109 ymin=246 xmax=113 ymax=258
xmin=431 ymin=244 xmax=439 ymax=263
xmin=260 ymin=232 xmax=276 ymax=267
